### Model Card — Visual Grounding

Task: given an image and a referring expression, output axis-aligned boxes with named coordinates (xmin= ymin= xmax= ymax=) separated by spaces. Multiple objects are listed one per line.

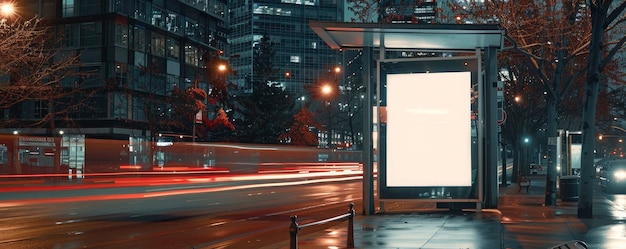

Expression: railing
xmin=289 ymin=203 xmax=355 ymax=249
xmin=549 ymin=240 xmax=588 ymax=249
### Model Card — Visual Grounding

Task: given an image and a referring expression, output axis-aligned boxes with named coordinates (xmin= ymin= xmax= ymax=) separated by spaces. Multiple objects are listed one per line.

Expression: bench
xmin=518 ymin=176 xmax=531 ymax=193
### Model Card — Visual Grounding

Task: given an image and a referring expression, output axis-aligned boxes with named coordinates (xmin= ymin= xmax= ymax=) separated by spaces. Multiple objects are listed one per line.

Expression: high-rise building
xmin=379 ymin=0 xmax=437 ymax=24
xmin=228 ymin=0 xmax=344 ymax=95
xmin=7 ymin=0 xmax=228 ymax=139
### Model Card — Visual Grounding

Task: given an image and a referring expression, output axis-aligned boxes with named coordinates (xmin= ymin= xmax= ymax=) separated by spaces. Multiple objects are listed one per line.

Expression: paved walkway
xmin=260 ymin=175 xmax=626 ymax=249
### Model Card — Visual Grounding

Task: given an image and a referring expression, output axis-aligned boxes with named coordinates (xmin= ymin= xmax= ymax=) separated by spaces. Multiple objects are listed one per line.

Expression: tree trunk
xmin=545 ymin=94 xmax=558 ymax=206
xmin=48 ymin=99 xmax=61 ymax=174
xmin=578 ymin=5 xmax=605 ymax=218
xmin=579 ymin=75 xmax=600 ymax=219
xmin=11 ymin=137 xmax=21 ymax=174
xmin=512 ymin=142 xmax=519 ymax=183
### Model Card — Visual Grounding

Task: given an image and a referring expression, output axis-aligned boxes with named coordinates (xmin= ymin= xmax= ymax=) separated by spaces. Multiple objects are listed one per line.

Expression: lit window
xmin=115 ymin=23 xmax=128 ymax=47
xmin=151 ymin=33 xmax=165 ymax=57
xmin=166 ymin=38 xmax=179 ymax=60
xmin=133 ymin=26 xmax=146 ymax=52
xmin=290 ymin=56 xmax=300 ymax=63
xmin=185 ymin=44 xmax=198 ymax=66
xmin=62 ymin=0 xmax=74 ymax=17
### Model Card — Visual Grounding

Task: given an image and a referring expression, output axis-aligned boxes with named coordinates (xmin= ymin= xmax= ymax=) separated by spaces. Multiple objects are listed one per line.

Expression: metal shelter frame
xmin=310 ymin=22 xmax=504 ymax=215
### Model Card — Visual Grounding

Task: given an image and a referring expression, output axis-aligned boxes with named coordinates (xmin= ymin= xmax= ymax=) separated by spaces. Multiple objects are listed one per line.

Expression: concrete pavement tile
xmin=584 ymin=223 xmax=626 ymax=249
xmin=502 ymin=222 xmax=585 ymax=249
xmin=261 ymin=175 xmax=626 ymax=249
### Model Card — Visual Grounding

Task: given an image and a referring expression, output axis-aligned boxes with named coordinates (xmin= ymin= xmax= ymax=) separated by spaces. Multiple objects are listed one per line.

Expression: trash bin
xmin=559 ymin=175 xmax=580 ymax=202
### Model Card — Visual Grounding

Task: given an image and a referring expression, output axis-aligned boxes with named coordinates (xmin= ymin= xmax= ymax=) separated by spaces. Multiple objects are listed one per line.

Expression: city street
xmin=3 ymin=167 xmax=626 ymax=248
xmin=0 ymin=171 xmax=362 ymax=249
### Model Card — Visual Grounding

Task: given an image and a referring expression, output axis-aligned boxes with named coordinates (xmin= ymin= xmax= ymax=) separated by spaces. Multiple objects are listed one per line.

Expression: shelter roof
xmin=309 ymin=22 xmax=504 ymax=51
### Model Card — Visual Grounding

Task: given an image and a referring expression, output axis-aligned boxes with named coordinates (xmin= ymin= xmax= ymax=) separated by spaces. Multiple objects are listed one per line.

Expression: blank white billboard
xmin=571 ymin=143 xmax=581 ymax=172
xmin=386 ymin=72 xmax=472 ymax=187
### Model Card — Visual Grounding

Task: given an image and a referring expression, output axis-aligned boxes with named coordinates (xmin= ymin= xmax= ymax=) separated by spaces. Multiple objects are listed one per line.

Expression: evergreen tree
xmin=237 ymin=34 xmax=294 ymax=144
xmin=253 ymin=35 xmax=275 ymax=83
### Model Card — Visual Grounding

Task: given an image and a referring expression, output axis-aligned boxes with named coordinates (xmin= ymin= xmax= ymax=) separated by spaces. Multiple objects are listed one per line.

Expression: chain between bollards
xmin=289 ymin=202 xmax=355 ymax=249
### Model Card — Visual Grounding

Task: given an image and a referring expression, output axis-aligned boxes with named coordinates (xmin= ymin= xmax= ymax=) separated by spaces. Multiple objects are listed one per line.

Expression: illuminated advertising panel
xmin=569 ymin=132 xmax=582 ymax=175
xmin=379 ymin=58 xmax=478 ymax=200
xmin=386 ymin=72 xmax=471 ymax=187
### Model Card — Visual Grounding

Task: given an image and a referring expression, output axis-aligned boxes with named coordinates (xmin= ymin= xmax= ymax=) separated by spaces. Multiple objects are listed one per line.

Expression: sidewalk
xmin=499 ymin=175 xmax=626 ymax=249
xmin=261 ymin=175 xmax=626 ymax=249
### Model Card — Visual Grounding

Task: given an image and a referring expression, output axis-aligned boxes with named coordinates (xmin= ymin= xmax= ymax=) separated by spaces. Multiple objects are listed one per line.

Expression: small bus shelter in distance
xmin=310 ymin=22 xmax=504 ymax=215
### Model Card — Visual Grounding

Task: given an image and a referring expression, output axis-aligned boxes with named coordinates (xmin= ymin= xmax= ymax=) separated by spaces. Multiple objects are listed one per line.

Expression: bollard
xmin=289 ymin=203 xmax=355 ymax=249
xmin=347 ymin=202 xmax=355 ymax=248
xmin=289 ymin=215 xmax=299 ymax=249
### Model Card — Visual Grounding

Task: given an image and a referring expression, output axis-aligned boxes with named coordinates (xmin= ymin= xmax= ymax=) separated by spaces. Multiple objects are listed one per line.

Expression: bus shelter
xmin=310 ymin=22 xmax=504 ymax=214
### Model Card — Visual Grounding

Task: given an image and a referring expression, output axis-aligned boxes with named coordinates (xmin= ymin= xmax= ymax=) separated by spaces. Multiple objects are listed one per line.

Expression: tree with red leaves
xmin=280 ymin=107 xmax=322 ymax=146
xmin=206 ymin=107 xmax=234 ymax=131
xmin=191 ymin=50 xmax=237 ymax=141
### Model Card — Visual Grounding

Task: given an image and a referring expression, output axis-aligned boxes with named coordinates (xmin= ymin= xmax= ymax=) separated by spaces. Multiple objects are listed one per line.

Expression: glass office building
xmin=228 ymin=0 xmax=344 ymax=95
xmin=379 ymin=0 xmax=437 ymax=24
xmin=7 ymin=0 xmax=228 ymax=139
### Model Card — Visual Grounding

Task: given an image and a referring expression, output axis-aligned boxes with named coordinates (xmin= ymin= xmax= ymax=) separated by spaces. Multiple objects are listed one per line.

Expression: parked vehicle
xmin=530 ymin=163 xmax=544 ymax=175
xmin=594 ymin=157 xmax=614 ymax=177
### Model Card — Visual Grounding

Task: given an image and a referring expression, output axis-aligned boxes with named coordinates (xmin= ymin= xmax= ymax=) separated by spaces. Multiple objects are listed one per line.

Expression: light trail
xmin=144 ymin=175 xmax=362 ymax=198
xmin=0 ymin=172 xmax=362 ymax=207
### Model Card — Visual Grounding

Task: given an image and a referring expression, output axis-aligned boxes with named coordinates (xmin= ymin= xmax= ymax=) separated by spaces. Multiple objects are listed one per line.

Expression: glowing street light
xmin=320 ymin=83 xmax=335 ymax=152
xmin=333 ymin=66 xmax=341 ymax=74
xmin=317 ymin=65 xmax=342 ymax=154
xmin=321 ymin=84 xmax=332 ymax=96
xmin=217 ymin=64 xmax=227 ymax=72
xmin=1 ymin=2 xmax=14 ymax=17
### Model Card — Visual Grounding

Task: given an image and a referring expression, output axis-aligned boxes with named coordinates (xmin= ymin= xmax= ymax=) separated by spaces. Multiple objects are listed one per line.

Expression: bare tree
xmin=0 ymin=16 xmax=92 ymax=174
xmin=579 ymin=0 xmax=626 ymax=218
xmin=347 ymin=0 xmax=379 ymax=22
xmin=0 ymin=17 xmax=88 ymax=128
xmin=449 ymin=0 xmax=626 ymax=206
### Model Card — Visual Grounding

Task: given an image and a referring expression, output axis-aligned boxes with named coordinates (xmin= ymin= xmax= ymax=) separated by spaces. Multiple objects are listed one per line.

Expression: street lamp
xmin=522 ymin=136 xmax=531 ymax=176
xmin=195 ymin=50 xmax=237 ymax=142
xmin=321 ymin=84 xmax=333 ymax=150
xmin=217 ymin=64 xmax=227 ymax=72
xmin=332 ymin=66 xmax=341 ymax=74
xmin=0 ymin=2 xmax=15 ymax=18
xmin=315 ymin=65 xmax=341 ymax=157
xmin=321 ymin=84 xmax=332 ymax=96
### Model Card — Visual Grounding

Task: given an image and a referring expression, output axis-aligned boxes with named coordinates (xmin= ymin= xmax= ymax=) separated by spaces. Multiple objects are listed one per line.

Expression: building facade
xmin=379 ymin=0 xmax=437 ymax=24
xmin=228 ymin=0 xmax=344 ymax=95
xmin=6 ymin=0 xmax=228 ymax=140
